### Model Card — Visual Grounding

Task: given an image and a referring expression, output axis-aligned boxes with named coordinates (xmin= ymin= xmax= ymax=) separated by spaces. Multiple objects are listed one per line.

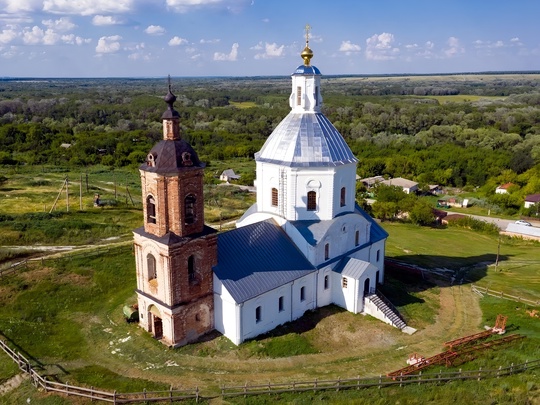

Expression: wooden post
xmin=495 ymin=236 xmax=501 ymax=271
xmin=79 ymin=173 xmax=83 ymax=210
xmin=379 ymin=374 xmax=382 ymax=389
xmin=90 ymin=386 xmax=94 ymax=402
xmin=195 ymin=386 xmax=199 ymax=403
xmin=478 ymin=367 xmax=482 ymax=381
xmin=66 ymin=176 xmax=69 ymax=212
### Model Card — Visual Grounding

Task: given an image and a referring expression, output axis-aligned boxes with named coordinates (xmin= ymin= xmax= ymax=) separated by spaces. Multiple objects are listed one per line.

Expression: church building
xmin=134 ymin=32 xmax=394 ymax=347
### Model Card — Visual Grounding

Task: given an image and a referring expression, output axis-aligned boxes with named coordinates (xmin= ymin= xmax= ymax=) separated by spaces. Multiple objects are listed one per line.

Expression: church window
xmin=271 ymin=188 xmax=278 ymax=207
xmin=340 ymin=187 xmax=346 ymax=207
xmin=355 ymin=230 xmax=360 ymax=246
xmin=255 ymin=306 xmax=262 ymax=323
xmin=324 ymin=243 xmax=329 ymax=260
xmin=324 ymin=275 xmax=329 ymax=290
xmin=146 ymin=195 xmax=156 ymax=224
xmin=376 ymin=249 xmax=380 ymax=262
xmin=315 ymin=86 xmax=319 ymax=106
xmin=307 ymin=191 xmax=316 ymax=211
xmin=147 ymin=254 xmax=157 ymax=281
xmin=300 ymin=286 xmax=305 ymax=301
xmin=296 ymin=86 xmax=302 ymax=105
xmin=278 ymin=296 xmax=284 ymax=312
xmin=188 ymin=255 xmax=196 ymax=284
xmin=184 ymin=194 xmax=196 ymax=225
xmin=342 ymin=277 xmax=348 ymax=289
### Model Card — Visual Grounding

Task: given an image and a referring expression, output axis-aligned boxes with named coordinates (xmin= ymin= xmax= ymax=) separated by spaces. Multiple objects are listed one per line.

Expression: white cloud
xmin=96 ymin=35 xmax=122 ymax=53
xmin=61 ymin=34 xmax=91 ymax=45
xmin=43 ymin=0 xmax=134 ymax=16
xmin=145 ymin=25 xmax=165 ymax=35
xmin=510 ymin=37 xmax=520 ymax=42
xmin=0 ymin=45 xmax=19 ymax=59
xmin=42 ymin=17 xmax=75 ymax=32
xmin=339 ymin=40 xmax=361 ymax=55
xmin=214 ymin=42 xmax=238 ymax=61
xmin=92 ymin=15 xmax=126 ymax=26
xmin=0 ymin=26 xmax=18 ymax=44
xmin=365 ymin=32 xmax=399 ymax=60
xmin=166 ymin=0 xmax=251 ymax=13
xmin=22 ymin=26 xmax=45 ymax=45
xmin=253 ymin=42 xmax=284 ymax=59
xmin=444 ymin=36 xmax=464 ymax=57
xmin=262 ymin=18 xmax=269 ymax=23
xmin=200 ymin=38 xmax=220 ymax=44
xmin=1 ymin=0 xmax=41 ymax=13
xmin=169 ymin=36 xmax=188 ymax=46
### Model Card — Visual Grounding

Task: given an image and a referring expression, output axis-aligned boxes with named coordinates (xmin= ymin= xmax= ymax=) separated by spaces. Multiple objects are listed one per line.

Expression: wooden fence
xmin=472 ymin=284 xmax=540 ymax=307
xmin=1 ymin=338 xmax=539 ymax=403
xmin=0 ymin=259 xmax=28 ymax=278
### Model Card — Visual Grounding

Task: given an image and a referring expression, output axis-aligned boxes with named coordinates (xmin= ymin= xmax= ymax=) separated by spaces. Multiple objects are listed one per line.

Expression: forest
xmin=0 ymin=73 xmax=539 ymax=217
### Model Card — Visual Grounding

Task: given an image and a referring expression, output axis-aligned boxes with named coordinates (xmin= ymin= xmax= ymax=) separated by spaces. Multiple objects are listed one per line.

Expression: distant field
xmin=229 ymin=101 xmax=257 ymax=108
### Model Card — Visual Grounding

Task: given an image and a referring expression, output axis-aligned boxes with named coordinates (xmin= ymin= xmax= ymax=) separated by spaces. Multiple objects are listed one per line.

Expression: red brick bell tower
xmin=133 ymin=79 xmax=217 ymax=347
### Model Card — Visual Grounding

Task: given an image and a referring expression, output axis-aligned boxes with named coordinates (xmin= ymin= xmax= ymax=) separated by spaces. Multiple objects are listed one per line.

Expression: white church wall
xmin=282 ymin=221 xmax=316 ymax=264
xmin=332 ymin=163 xmax=358 ymax=217
xmin=240 ymin=284 xmax=293 ymax=343
xmin=293 ymin=168 xmax=335 ymax=221
xmin=213 ymin=276 xmax=242 ymax=345
xmin=317 ymin=267 xmax=333 ymax=308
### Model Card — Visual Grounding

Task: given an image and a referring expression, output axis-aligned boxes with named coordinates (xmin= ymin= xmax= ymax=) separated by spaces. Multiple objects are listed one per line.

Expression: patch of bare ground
xmin=0 ymin=373 xmax=28 ymax=395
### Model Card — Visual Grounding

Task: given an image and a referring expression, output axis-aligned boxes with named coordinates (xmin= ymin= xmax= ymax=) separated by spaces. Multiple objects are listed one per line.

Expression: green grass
xmin=229 ymin=101 xmax=258 ymax=108
xmin=0 ymin=351 xmax=20 ymax=384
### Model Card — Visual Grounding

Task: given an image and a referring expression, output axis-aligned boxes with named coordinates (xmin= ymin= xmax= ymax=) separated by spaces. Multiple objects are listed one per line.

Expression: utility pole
xmin=495 ymin=236 xmax=501 ymax=271
xmin=65 ymin=176 xmax=69 ymax=212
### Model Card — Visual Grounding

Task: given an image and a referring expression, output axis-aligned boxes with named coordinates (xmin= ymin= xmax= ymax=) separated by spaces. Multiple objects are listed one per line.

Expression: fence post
xmin=524 ymin=360 xmax=528 ymax=371
xmin=478 ymin=367 xmax=482 ymax=381
xmin=497 ymin=366 xmax=502 ymax=378
xmin=268 ymin=381 xmax=271 ymax=394
xmin=314 ymin=378 xmax=317 ymax=392
xmin=418 ymin=371 xmax=422 ymax=385
xmin=399 ymin=373 xmax=403 ymax=387
xmin=143 ymin=387 xmax=147 ymax=399
xmin=244 ymin=381 xmax=247 ymax=398
xmin=196 ymin=386 xmax=199 ymax=403
xmin=357 ymin=375 xmax=360 ymax=390
xmin=169 ymin=385 xmax=173 ymax=403
xmin=336 ymin=377 xmax=340 ymax=392
xmin=510 ymin=363 xmax=514 ymax=374
xmin=113 ymin=390 xmax=117 ymax=405
xmin=379 ymin=374 xmax=382 ymax=389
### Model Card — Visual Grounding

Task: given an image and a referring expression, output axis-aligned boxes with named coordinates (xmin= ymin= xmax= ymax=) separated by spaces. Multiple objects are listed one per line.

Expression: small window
xmin=355 ymin=230 xmax=360 ymax=246
xmin=324 ymin=243 xmax=329 ymax=260
xmin=342 ymin=277 xmax=348 ymax=289
xmin=188 ymin=255 xmax=196 ymax=283
xmin=300 ymin=286 xmax=305 ymax=302
xmin=315 ymin=86 xmax=319 ymax=106
xmin=184 ymin=194 xmax=196 ymax=225
xmin=307 ymin=191 xmax=316 ymax=211
xmin=297 ymin=86 xmax=302 ymax=106
xmin=271 ymin=187 xmax=278 ymax=207
xmin=255 ymin=306 xmax=262 ymax=323
xmin=147 ymin=254 xmax=157 ymax=281
xmin=146 ymin=195 xmax=156 ymax=224
xmin=278 ymin=296 xmax=284 ymax=312
xmin=340 ymin=187 xmax=346 ymax=207
xmin=324 ymin=275 xmax=329 ymax=290
xmin=376 ymin=249 xmax=380 ymax=262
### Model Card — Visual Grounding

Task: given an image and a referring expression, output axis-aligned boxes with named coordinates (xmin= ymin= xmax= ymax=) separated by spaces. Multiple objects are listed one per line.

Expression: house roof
xmin=497 ymin=182 xmax=514 ymax=190
xmin=214 ymin=219 xmax=316 ymax=303
xmin=221 ymin=169 xmax=240 ymax=179
xmin=381 ymin=177 xmax=418 ymax=189
xmin=334 ymin=257 xmax=377 ymax=279
xmin=525 ymin=194 xmax=540 ymax=203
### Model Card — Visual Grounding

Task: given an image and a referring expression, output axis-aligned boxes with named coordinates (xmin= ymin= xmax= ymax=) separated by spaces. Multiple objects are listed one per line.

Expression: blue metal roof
xmin=293 ymin=64 xmax=321 ymax=75
xmin=290 ymin=206 xmax=388 ymax=247
xmin=214 ymin=220 xmax=316 ymax=303
xmin=255 ymin=112 xmax=358 ymax=167
xmin=333 ymin=257 xmax=377 ymax=279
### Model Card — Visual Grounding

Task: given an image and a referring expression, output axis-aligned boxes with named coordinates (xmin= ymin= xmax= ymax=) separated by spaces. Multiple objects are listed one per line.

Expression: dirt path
xmin=0 ymin=373 xmax=28 ymax=396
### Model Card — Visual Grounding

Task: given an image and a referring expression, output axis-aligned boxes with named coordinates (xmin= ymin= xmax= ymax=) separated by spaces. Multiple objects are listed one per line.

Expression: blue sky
xmin=0 ymin=0 xmax=539 ymax=77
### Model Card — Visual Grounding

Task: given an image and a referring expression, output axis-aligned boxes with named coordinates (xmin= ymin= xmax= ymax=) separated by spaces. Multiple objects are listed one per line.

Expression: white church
xmin=133 ymin=33 xmax=402 ymax=348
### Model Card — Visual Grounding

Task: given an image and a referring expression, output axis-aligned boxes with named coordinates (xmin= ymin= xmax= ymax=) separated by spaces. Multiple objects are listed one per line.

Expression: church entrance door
xmin=153 ymin=317 xmax=163 ymax=339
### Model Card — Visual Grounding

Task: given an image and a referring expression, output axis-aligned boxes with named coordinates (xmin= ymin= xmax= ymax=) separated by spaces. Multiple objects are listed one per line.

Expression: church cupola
xmin=290 ymin=24 xmax=322 ymax=113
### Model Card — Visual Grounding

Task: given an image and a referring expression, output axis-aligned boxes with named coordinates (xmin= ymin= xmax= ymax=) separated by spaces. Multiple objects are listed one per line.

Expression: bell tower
xmin=133 ymin=78 xmax=217 ymax=347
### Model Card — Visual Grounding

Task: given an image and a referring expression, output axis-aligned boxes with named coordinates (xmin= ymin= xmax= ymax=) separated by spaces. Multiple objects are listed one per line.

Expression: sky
xmin=0 ymin=0 xmax=539 ymax=78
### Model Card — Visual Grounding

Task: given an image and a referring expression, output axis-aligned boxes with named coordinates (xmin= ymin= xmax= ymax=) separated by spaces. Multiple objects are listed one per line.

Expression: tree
xmin=409 ymin=200 xmax=435 ymax=225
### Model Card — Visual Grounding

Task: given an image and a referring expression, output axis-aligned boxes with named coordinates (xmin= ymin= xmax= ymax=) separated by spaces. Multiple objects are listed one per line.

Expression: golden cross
xmin=304 ymin=23 xmax=311 ymax=43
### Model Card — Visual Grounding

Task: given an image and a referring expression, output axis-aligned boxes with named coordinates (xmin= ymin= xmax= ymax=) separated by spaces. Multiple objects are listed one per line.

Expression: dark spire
xmin=162 ymin=75 xmax=180 ymax=119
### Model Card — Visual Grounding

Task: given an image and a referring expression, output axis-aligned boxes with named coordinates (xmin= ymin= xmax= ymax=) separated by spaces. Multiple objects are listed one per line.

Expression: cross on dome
xmin=301 ymin=23 xmax=314 ymax=66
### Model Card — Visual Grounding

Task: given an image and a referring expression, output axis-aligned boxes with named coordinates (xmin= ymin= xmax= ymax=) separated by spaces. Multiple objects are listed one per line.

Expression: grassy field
xmin=1 ymin=175 xmax=539 ymax=403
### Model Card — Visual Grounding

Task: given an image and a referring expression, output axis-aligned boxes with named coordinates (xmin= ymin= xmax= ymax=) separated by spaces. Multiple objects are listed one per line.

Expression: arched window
xmin=188 ymin=255 xmax=196 ymax=283
xmin=355 ymin=230 xmax=360 ymax=246
xmin=340 ymin=187 xmax=346 ymax=207
xmin=324 ymin=243 xmax=330 ymax=260
xmin=146 ymin=195 xmax=156 ymax=224
xmin=307 ymin=191 xmax=316 ymax=211
xmin=271 ymin=188 xmax=278 ymax=207
xmin=184 ymin=194 xmax=196 ymax=225
xmin=324 ymin=275 xmax=329 ymax=290
xmin=147 ymin=254 xmax=157 ymax=281
xmin=300 ymin=286 xmax=305 ymax=301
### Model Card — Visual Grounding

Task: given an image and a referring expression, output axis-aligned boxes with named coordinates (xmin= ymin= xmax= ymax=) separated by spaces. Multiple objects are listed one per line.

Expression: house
xmin=358 ymin=175 xmax=385 ymax=188
xmin=133 ymin=37 xmax=396 ymax=348
xmin=219 ymin=169 xmax=241 ymax=182
xmin=495 ymin=183 xmax=514 ymax=194
xmin=380 ymin=177 xmax=419 ymax=194
xmin=524 ymin=194 xmax=540 ymax=209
